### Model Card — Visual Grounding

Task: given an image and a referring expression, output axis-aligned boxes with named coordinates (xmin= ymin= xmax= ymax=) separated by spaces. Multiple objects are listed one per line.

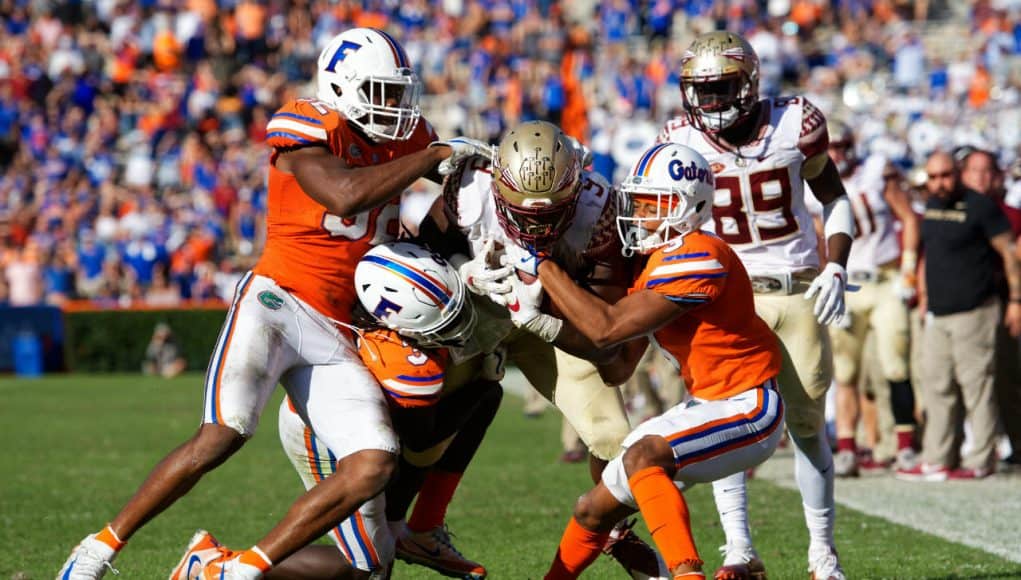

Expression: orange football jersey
xmin=253 ymin=98 xmax=437 ymax=323
xmin=357 ymin=328 xmax=448 ymax=408
xmin=631 ymin=230 xmax=781 ymax=400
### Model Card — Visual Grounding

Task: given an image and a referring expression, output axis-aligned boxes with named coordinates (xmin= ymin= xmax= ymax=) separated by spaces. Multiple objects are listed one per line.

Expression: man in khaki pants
xmin=897 ymin=151 xmax=1021 ymax=481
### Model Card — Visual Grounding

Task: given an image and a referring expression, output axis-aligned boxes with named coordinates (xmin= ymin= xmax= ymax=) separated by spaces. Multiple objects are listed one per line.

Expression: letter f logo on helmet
xmin=324 ymin=40 xmax=363 ymax=72
xmin=372 ymin=296 xmax=404 ymax=320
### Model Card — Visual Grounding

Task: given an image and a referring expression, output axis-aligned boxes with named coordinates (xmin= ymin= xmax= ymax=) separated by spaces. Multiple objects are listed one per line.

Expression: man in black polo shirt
xmin=897 ymin=151 xmax=1021 ymax=481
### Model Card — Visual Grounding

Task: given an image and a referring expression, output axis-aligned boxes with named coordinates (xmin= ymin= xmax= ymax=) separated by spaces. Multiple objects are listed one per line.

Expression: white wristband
xmin=823 ymin=195 xmax=855 ymax=239
xmin=524 ymin=314 xmax=563 ymax=343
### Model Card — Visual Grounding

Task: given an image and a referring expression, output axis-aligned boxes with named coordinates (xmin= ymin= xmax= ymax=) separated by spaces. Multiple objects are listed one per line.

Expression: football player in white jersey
xmin=818 ymin=121 xmax=920 ymax=478
xmin=657 ymin=31 xmax=853 ymax=580
xmin=423 ymin=120 xmax=668 ymax=579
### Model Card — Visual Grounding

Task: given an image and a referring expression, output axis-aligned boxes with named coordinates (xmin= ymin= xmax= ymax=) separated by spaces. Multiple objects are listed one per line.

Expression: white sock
xmin=790 ymin=431 xmax=835 ymax=554
xmin=712 ymin=471 xmax=753 ymax=551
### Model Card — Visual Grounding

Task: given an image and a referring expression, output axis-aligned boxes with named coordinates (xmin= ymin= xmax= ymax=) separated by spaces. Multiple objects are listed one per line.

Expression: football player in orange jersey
xmin=492 ymin=144 xmax=786 ymax=580
xmin=177 ymin=242 xmax=501 ymax=579
xmin=59 ymin=28 xmax=491 ymax=580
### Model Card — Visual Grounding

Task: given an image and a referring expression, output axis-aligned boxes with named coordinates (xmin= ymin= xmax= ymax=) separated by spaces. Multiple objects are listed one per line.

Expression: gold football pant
xmin=754 ymin=284 xmax=834 ymax=437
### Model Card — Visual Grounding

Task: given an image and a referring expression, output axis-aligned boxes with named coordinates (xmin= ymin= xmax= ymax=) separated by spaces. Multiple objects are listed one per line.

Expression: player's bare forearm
xmin=550 ymin=322 xmax=620 ymax=363
xmin=992 ymin=232 xmax=1021 ymax=301
xmin=886 ymin=184 xmax=920 ymax=256
xmin=597 ymin=337 xmax=649 ymax=385
xmin=807 ymin=158 xmax=853 ymax=267
xmin=825 ymin=232 xmax=852 ymax=268
xmin=805 ymin=157 xmax=847 ymax=205
xmin=538 ymin=260 xmax=686 ymax=349
xmin=280 ymin=146 xmax=449 ymax=218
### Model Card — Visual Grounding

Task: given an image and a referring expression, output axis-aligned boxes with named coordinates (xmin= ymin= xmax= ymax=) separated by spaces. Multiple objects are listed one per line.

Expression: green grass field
xmin=2 ymin=374 xmax=1019 ymax=579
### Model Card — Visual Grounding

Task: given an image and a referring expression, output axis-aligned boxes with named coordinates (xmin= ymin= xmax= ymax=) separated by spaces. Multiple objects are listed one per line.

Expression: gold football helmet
xmin=680 ymin=31 xmax=760 ymax=133
xmin=827 ymin=119 xmax=857 ymax=175
xmin=491 ymin=121 xmax=583 ymax=249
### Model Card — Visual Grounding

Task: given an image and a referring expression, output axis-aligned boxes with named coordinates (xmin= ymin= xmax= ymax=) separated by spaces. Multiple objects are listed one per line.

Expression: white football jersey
xmin=441 ymin=157 xmax=620 ymax=353
xmin=841 ymin=155 xmax=902 ymax=271
xmin=657 ymin=96 xmax=829 ymax=275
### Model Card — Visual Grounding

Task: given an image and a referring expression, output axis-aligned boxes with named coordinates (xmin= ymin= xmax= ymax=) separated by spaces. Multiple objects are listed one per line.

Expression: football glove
xmin=430 ymin=137 xmax=494 ymax=176
xmin=804 ymin=262 xmax=849 ymax=326
xmin=893 ymin=271 xmax=917 ymax=303
xmin=498 ymin=273 xmax=562 ymax=342
xmin=500 ymin=242 xmax=548 ymax=278
xmin=454 ymin=240 xmax=513 ymax=296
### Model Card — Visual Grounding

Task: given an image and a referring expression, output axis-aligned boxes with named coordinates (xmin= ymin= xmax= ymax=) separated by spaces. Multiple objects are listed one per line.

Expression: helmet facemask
xmin=407 ymin=293 xmax=477 ymax=349
xmin=618 ymin=181 xmax=708 ymax=255
xmin=337 ymin=71 xmax=422 ymax=142
xmin=682 ymin=72 xmax=755 ymax=133
xmin=493 ymin=186 xmax=580 ymax=252
xmin=616 ymin=144 xmax=715 ymax=256
xmin=679 ymin=31 xmax=761 ymax=134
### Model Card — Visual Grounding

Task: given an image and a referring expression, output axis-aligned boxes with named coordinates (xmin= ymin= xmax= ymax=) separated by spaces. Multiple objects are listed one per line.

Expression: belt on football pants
xmin=848 ymin=262 xmax=899 ymax=284
xmin=749 ymin=270 xmax=817 ymax=295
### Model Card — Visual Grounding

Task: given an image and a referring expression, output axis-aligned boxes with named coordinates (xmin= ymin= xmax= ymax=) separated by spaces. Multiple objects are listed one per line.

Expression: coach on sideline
xmin=898 ymin=150 xmax=1021 ymax=481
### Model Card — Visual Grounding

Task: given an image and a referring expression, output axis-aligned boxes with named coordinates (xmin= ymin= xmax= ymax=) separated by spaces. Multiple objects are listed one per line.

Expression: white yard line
xmin=753 ymin=452 xmax=1021 ymax=563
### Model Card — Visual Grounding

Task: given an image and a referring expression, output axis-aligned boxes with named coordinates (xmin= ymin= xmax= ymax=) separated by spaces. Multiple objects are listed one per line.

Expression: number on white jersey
xmin=713 ymin=168 xmax=798 ymax=246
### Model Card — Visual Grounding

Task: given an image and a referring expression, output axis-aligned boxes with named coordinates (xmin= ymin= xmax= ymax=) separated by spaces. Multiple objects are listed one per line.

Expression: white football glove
xmin=500 ymin=242 xmax=548 ymax=278
xmin=893 ymin=271 xmax=917 ymax=303
xmin=499 ymin=273 xmax=562 ymax=342
xmin=454 ymin=240 xmax=512 ymax=296
xmin=804 ymin=262 xmax=849 ymax=326
xmin=430 ymin=137 xmax=494 ymax=176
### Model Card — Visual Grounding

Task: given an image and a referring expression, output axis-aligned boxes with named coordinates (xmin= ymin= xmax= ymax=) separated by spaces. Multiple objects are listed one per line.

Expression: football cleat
xmin=895 ymin=462 xmax=948 ymax=482
xmin=946 ymin=466 xmax=993 ymax=480
xmin=603 ymin=519 xmax=670 ymax=580
xmin=893 ymin=447 xmax=918 ymax=472
xmin=395 ymin=523 xmax=487 ymax=579
xmin=169 ymin=530 xmax=234 ymax=580
xmin=808 ymin=547 xmax=846 ymax=580
xmin=714 ymin=544 xmax=766 ymax=580
xmin=833 ymin=450 xmax=859 ymax=478
xmin=57 ymin=534 xmax=119 ymax=580
xmin=198 ymin=554 xmax=263 ymax=580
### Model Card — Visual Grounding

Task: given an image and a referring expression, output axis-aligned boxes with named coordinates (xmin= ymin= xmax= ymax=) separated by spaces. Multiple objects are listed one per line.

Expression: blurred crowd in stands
xmin=3 ymin=0 xmax=1021 ymax=308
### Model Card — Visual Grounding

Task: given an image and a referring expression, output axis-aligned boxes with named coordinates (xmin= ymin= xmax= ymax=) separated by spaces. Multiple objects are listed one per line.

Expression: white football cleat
xmin=833 ymin=450 xmax=859 ymax=478
xmin=57 ymin=534 xmax=119 ymax=580
xmin=168 ymin=529 xmax=234 ymax=580
xmin=714 ymin=543 xmax=766 ymax=580
xmin=808 ymin=547 xmax=846 ymax=580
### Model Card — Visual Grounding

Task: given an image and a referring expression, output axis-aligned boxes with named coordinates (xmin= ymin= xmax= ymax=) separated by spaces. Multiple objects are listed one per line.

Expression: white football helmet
xmin=355 ymin=242 xmax=475 ymax=348
xmin=616 ymin=143 xmax=715 ymax=255
xmin=316 ymin=28 xmax=421 ymax=142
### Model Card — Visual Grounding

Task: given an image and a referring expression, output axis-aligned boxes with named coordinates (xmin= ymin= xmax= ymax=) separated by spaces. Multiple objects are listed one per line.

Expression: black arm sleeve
xmin=412 ymin=215 xmax=472 ymax=259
